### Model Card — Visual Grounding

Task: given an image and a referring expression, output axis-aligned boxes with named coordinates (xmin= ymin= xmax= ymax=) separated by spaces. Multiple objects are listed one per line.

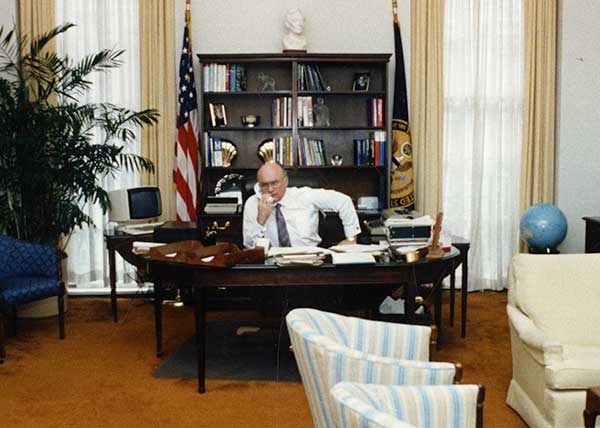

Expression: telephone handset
xmin=254 ymin=183 xmax=274 ymax=204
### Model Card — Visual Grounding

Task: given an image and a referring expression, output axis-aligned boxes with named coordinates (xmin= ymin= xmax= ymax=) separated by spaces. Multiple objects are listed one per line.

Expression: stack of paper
xmin=384 ymin=215 xmax=434 ymax=227
xmin=269 ymin=246 xmax=330 ymax=266
xmin=330 ymin=252 xmax=375 ymax=265
xmin=132 ymin=241 xmax=167 ymax=255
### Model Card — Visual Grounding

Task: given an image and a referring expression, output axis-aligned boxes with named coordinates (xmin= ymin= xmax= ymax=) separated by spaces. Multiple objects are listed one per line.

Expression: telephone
xmin=253 ymin=183 xmax=274 ymax=204
xmin=365 ymin=218 xmax=387 ymax=236
xmin=365 ymin=209 xmax=420 ymax=236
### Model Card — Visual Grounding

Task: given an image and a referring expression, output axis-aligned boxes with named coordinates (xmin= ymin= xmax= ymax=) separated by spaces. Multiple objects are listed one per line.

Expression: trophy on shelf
xmin=220 ymin=140 xmax=238 ymax=167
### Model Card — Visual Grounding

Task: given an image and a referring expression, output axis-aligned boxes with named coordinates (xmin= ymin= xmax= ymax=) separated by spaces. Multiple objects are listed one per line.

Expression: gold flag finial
xmin=392 ymin=0 xmax=399 ymax=25
xmin=185 ymin=0 xmax=193 ymax=47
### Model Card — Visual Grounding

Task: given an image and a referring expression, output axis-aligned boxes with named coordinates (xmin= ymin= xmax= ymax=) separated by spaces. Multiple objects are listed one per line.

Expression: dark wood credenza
xmin=583 ymin=217 xmax=600 ymax=253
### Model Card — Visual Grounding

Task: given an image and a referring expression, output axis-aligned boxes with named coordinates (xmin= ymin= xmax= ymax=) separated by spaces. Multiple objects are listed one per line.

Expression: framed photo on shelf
xmin=209 ymin=103 xmax=227 ymax=127
xmin=352 ymin=72 xmax=370 ymax=91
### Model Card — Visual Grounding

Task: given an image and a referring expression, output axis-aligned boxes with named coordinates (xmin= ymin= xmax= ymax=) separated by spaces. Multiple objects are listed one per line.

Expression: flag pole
xmin=186 ymin=0 xmax=192 ymax=48
xmin=392 ymin=0 xmax=399 ymax=25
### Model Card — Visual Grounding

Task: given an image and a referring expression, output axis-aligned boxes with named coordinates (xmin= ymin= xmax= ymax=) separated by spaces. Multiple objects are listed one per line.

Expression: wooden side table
xmin=583 ymin=217 xmax=600 ymax=253
xmin=584 ymin=387 xmax=600 ymax=428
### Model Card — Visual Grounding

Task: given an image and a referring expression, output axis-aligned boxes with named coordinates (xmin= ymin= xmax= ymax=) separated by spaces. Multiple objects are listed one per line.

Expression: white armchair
xmin=506 ymin=254 xmax=600 ymax=428
xmin=286 ymin=308 xmax=460 ymax=428
xmin=330 ymin=382 xmax=485 ymax=428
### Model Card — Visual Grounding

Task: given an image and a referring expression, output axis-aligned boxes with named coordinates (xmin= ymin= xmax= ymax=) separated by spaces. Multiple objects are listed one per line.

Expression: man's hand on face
xmin=257 ymin=194 xmax=274 ymax=226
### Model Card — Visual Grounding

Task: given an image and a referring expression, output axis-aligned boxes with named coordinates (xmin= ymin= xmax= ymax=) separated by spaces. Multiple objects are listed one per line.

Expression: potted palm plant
xmin=0 ymin=23 xmax=159 ymax=249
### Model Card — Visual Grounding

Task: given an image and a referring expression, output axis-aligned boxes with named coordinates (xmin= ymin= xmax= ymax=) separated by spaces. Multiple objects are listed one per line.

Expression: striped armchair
xmin=0 ymin=235 xmax=65 ymax=363
xmin=330 ymin=382 xmax=485 ymax=428
xmin=286 ymin=308 xmax=460 ymax=428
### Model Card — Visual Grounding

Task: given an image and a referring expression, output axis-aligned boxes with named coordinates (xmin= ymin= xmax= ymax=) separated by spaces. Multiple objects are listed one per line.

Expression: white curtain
xmin=56 ymin=0 xmax=141 ymax=290
xmin=442 ymin=0 xmax=524 ymax=290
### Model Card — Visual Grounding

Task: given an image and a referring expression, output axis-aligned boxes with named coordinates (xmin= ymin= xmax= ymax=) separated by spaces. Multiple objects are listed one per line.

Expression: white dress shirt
xmin=243 ymin=186 xmax=361 ymax=248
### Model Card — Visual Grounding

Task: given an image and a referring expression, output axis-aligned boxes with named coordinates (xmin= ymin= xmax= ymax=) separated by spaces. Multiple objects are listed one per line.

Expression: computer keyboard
xmin=119 ymin=221 xmax=165 ymax=235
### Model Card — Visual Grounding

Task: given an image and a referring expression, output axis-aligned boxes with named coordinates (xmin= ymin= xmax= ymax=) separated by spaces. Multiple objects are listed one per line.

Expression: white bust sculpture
xmin=282 ymin=8 xmax=307 ymax=51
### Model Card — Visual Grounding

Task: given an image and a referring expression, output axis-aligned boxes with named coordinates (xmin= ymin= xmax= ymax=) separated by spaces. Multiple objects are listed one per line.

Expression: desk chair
xmin=286 ymin=308 xmax=461 ymax=428
xmin=0 ymin=235 xmax=65 ymax=363
xmin=331 ymin=382 xmax=485 ymax=428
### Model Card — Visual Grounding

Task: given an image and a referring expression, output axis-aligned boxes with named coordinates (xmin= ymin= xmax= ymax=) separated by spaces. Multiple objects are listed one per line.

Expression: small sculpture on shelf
xmin=313 ymin=97 xmax=330 ymax=127
xmin=330 ymin=154 xmax=343 ymax=166
xmin=241 ymin=114 xmax=260 ymax=127
xmin=257 ymin=72 xmax=276 ymax=91
xmin=282 ymin=8 xmax=307 ymax=52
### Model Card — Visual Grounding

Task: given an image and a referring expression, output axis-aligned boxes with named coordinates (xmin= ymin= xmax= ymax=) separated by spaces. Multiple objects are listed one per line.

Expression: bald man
xmin=243 ymin=162 xmax=361 ymax=248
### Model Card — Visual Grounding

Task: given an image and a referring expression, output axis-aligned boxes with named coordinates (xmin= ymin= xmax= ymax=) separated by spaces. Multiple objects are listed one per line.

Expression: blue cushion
xmin=0 ymin=276 xmax=61 ymax=305
xmin=0 ymin=235 xmax=58 ymax=280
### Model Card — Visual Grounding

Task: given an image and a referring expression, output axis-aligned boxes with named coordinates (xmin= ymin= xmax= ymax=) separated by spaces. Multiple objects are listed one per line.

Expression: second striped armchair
xmin=286 ymin=308 xmax=461 ymax=428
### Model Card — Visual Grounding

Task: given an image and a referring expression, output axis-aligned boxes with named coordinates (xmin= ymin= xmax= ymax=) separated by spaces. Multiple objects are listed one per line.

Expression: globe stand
xmin=528 ymin=246 xmax=560 ymax=254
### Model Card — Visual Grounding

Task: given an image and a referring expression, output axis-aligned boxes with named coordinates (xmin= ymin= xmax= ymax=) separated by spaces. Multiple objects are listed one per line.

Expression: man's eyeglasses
xmin=258 ymin=178 xmax=284 ymax=190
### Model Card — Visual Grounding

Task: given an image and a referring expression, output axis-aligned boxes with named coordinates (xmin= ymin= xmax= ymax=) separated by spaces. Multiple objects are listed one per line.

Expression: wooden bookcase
xmin=196 ymin=53 xmax=391 ymax=245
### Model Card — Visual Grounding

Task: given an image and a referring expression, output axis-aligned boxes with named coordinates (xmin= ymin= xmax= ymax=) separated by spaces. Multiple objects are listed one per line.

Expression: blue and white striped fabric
xmin=330 ymin=382 xmax=481 ymax=428
xmin=286 ymin=308 xmax=457 ymax=428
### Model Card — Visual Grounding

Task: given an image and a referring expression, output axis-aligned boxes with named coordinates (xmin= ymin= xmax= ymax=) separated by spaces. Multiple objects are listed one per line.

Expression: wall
xmin=556 ymin=0 xmax=600 ymax=253
xmin=176 ymin=0 xmax=410 ymax=109
xmin=0 ymin=0 xmax=16 ymax=33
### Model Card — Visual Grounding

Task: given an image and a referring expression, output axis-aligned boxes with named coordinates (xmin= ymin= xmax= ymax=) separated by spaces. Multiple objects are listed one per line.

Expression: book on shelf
xmin=297 ymin=96 xmax=314 ymax=127
xmin=367 ymin=97 xmax=384 ymax=127
xmin=297 ymin=64 xmax=327 ymax=91
xmin=203 ymin=62 xmax=247 ymax=92
xmin=353 ymin=131 xmax=386 ymax=166
xmin=297 ymin=138 xmax=326 ymax=166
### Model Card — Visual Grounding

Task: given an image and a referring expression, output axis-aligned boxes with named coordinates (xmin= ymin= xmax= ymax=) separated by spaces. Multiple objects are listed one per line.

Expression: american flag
xmin=174 ymin=21 xmax=199 ymax=221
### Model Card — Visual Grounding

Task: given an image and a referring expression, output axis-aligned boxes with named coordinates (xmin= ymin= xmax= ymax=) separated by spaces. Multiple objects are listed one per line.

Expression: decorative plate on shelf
xmin=257 ymin=139 xmax=274 ymax=163
xmin=214 ymin=173 xmax=245 ymax=195
xmin=220 ymin=140 xmax=238 ymax=167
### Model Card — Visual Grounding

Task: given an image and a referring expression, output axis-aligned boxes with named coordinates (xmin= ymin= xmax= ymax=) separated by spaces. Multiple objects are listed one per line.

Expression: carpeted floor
xmin=0 ymin=291 xmax=526 ymax=428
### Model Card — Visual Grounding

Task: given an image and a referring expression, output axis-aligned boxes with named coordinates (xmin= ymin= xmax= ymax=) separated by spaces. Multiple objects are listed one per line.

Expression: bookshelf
xmin=196 ymin=53 xmax=391 ymax=245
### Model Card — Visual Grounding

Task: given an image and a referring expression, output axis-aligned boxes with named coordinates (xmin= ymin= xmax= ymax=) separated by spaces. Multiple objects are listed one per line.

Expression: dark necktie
xmin=275 ymin=204 xmax=291 ymax=247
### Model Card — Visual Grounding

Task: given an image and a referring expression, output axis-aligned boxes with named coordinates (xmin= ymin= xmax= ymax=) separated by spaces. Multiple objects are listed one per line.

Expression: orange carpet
xmin=0 ymin=291 xmax=525 ymax=428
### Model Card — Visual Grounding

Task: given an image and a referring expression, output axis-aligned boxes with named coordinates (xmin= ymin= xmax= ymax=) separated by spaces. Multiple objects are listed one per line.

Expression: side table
xmin=584 ymin=387 xmax=600 ymax=428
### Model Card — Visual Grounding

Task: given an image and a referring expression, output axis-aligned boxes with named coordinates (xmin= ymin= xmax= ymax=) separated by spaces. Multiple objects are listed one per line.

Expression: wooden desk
xmin=104 ymin=232 xmax=153 ymax=322
xmin=147 ymin=248 xmax=460 ymax=393
xmin=448 ymin=236 xmax=470 ymax=338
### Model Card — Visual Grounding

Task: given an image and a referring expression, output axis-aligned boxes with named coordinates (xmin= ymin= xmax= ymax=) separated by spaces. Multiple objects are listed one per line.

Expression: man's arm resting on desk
xmin=312 ymin=188 xmax=361 ymax=244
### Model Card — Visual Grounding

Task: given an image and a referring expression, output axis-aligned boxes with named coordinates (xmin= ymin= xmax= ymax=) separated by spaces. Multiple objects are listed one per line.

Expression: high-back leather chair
xmin=0 ymin=235 xmax=66 ymax=362
xmin=286 ymin=308 xmax=461 ymax=428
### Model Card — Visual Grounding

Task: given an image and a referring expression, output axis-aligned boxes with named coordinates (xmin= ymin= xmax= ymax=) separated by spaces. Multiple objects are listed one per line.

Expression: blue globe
xmin=520 ymin=203 xmax=568 ymax=251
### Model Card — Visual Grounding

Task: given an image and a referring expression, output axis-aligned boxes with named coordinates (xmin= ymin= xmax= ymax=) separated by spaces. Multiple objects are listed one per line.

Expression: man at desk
xmin=243 ymin=162 xmax=361 ymax=248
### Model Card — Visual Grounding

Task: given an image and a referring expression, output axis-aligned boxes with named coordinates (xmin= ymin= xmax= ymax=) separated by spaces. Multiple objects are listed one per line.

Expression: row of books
xmin=202 ymin=63 xmax=247 ymax=92
xmin=271 ymin=97 xmax=293 ymax=127
xmin=204 ymin=136 xmax=225 ymax=166
xmin=297 ymin=64 xmax=327 ymax=91
xmin=354 ymin=131 xmax=387 ymax=166
xmin=367 ymin=98 xmax=385 ymax=127
xmin=297 ymin=138 xmax=327 ymax=166
xmin=297 ymin=96 xmax=314 ymax=127
xmin=273 ymin=136 xmax=294 ymax=166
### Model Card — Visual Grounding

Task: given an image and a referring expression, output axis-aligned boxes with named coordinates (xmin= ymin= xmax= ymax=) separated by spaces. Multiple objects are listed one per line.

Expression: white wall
xmin=176 ymin=0 xmax=410 ymax=109
xmin=556 ymin=0 xmax=600 ymax=253
xmin=0 ymin=0 xmax=16 ymax=33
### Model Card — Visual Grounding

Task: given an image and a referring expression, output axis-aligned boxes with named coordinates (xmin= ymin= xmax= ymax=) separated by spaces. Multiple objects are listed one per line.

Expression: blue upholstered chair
xmin=330 ymin=382 xmax=485 ymax=428
xmin=0 ymin=235 xmax=65 ymax=363
xmin=286 ymin=308 xmax=461 ymax=428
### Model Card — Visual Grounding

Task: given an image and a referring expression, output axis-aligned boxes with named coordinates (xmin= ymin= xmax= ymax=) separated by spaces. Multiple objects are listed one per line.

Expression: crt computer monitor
xmin=107 ymin=186 xmax=162 ymax=223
